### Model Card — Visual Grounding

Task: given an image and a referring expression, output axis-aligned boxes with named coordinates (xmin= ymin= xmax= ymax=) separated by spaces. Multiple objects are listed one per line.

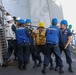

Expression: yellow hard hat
xmin=39 ymin=22 xmax=45 ymax=28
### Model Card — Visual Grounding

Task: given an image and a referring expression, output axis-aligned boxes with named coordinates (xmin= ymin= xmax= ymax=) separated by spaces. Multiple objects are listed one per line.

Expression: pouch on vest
xmin=35 ymin=30 xmax=46 ymax=45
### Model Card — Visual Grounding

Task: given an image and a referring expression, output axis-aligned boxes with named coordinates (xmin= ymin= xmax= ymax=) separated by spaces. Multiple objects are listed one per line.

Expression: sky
xmin=56 ymin=0 xmax=76 ymax=32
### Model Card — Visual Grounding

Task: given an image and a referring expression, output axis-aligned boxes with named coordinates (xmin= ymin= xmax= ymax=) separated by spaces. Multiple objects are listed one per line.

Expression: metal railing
xmin=70 ymin=33 xmax=76 ymax=54
xmin=0 ymin=5 xmax=8 ymax=65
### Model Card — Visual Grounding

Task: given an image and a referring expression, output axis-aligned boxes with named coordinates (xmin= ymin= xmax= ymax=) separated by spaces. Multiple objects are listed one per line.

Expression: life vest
xmin=35 ymin=29 xmax=46 ymax=45
xmin=46 ymin=26 xmax=60 ymax=45
xmin=16 ymin=27 xmax=29 ymax=44
xmin=5 ymin=24 xmax=16 ymax=40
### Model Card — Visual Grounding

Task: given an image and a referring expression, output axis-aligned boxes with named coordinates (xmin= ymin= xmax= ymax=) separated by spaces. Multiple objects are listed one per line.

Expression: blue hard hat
xmin=60 ymin=20 xmax=68 ymax=26
xmin=52 ymin=18 xmax=58 ymax=23
xmin=18 ymin=19 xmax=25 ymax=24
xmin=26 ymin=19 xmax=32 ymax=23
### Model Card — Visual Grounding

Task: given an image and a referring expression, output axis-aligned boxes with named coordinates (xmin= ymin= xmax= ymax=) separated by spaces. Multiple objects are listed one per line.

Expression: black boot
xmin=37 ymin=60 xmax=42 ymax=67
xmin=18 ymin=62 xmax=23 ymax=70
xmin=54 ymin=66 xmax=58 ymax=71
xmin=23 ymin=61 xmax=27 ymax=70
xmin=50 ymin=62 xmax=54 ymax=70
xmin=33 ymin=61 xmax=37 ymax=68
xmin=42 ymin=65 xmax=47 ymax=74
xmin=2 ymin=59 xmax=8 ymax=67
xmin=59 ymin=67 xmax=64 ymax=74
xmin=68 ymin=64 xmax=73 ymax=73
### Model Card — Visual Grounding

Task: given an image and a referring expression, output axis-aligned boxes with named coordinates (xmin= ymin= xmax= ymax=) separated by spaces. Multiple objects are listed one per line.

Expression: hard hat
xmin=52 ymin=18 xmax=58 ymax=23
xmin=6 ymin=16 xmax=13 ymax=21
xmin=25 ymin=19 xmax=32 ymax=23
xmin=69 ymin=24 xmax=72 ymax=29
xmin=18 ymin=19 xmax=25 ymax=24
xmin=60 ymin=20 xmax=68 ymax=26
xmin=16 ymin=17 xmax=20 ymax=20
xmin=39 ymin=22 xmax=45 ymax=28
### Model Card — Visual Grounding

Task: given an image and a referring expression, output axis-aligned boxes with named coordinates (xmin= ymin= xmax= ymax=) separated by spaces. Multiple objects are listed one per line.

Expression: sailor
xmin=16 ymin=19 xmax=30 ymax=70
xmin=25 ymin=19 xmax=35 ymax=65
xmin=42 ymin=18 xmax=64 ymax=74
xmin=3 ymin=16 xmax=16 ymax=66
xmin=59 ymin=20 xmax=73 ymax=73
xmin=32 ymin=22 xmax=46 ymax=68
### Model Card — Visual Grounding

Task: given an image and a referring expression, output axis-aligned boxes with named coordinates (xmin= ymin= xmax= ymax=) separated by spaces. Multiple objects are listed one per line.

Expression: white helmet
xmin=16 ymin=17 xmax=20 ymax=20
xmin=6 ymin=16 xmax=13 ymax=21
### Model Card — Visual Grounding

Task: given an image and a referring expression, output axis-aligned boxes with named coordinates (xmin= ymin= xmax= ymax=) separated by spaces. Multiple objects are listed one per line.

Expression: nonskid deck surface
xmin=0 ymin=52 xmax=76 ymax=75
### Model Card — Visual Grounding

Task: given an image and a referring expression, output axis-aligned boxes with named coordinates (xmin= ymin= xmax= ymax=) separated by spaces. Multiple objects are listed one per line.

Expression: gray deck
xmin=0 ymin=52 xmax=76 ymax=75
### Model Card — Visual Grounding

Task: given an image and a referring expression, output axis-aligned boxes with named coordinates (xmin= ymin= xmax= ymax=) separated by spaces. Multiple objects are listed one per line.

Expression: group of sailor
xmin=2 ymin=14 xmax=73 ymax=74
